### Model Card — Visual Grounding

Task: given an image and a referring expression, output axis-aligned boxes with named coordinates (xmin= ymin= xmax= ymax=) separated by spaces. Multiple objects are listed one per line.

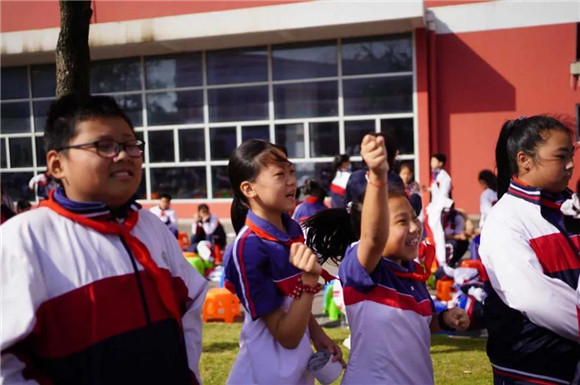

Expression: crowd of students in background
xmin=2 ymin=93 xmax=579 ymax=385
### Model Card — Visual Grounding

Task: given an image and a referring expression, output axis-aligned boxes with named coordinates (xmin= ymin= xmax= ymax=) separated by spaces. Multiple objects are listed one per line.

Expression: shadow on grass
xmin=431 ymin=334 xmax=487 ymax=355
xmin=203 ymin=341 xmax=240 ymax=353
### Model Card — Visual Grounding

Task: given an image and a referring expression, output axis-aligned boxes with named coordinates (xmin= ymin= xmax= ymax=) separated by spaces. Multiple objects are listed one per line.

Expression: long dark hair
xmin=478 ymin=169 xmax=497 ymax=192
xmin=303 ymin=184 xmax=407 ymax=265
xmin=302 ymin=178 xmax=327 ymax=202
xmin=330 ymin=154 xmax=350 ymax=181
xmin=495 ymin=115 xmax=571 ymax=198
xmin=228 ymin=139 xmax=290 ymax=234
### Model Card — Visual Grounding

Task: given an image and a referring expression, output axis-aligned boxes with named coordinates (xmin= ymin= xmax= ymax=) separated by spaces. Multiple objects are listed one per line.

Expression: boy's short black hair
xmin=431 ymin=153 xmax=447 ymax=166
xmin=159 ymin=193 xmax=173 ymax=201
xmin=44 ymin=94 xmax=134 ymax=153
xmin=198 ymin=203 xmax=209 ymax=212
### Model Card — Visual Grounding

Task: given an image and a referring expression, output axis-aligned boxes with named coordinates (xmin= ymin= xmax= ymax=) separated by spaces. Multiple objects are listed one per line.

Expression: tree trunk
xmin=55 ymin=0 xmax=92 ymax=97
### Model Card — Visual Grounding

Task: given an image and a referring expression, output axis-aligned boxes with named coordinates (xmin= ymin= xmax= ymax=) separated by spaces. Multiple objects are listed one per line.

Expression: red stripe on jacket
xmin=27 ymin=270 xmax=189 ymax=358
xmin=343 ymin=285 xmax=432 ymax=317
xmin=330 ymin=184 xmax=346 ymax=196
xmin=529 ymin=233 xmax=580 ymax=274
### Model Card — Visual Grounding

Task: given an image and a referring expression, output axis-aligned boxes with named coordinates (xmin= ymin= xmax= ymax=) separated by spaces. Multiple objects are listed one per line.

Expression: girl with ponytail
xmin=223 ymin=139 xmax=343 ymax=385
xmin=329 ymin=154 xmax=351 ymax=208
xmin=292 ymin=178 xmax=328 ymax=224
xmin=479 ymin=115 xmax=579 ymax=384
xmin=303 ymin=134 xmax=469 ymax=385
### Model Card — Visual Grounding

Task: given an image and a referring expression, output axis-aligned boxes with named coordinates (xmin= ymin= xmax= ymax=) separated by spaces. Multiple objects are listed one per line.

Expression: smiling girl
xmin=223 ymin=139 xmax=343 ymax=385
xmin=303 ymin=134 xmax=469 ymax=385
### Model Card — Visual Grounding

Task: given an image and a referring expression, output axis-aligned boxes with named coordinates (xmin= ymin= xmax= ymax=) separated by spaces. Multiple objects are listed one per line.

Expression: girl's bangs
xmin=256 ymin=145 xmax=290 ymax=168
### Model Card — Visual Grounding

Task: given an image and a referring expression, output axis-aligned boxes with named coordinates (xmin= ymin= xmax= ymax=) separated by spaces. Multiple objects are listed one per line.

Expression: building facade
xmin=1 ymin=0 xmax=579 ymax=218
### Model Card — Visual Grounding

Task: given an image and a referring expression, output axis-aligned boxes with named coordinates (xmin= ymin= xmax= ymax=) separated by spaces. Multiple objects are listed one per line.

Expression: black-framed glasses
xmin=57 ymin=139 xmax=145 ymax=158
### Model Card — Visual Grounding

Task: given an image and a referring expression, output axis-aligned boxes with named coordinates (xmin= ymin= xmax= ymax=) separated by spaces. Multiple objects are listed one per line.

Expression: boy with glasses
xmin=1 ymin=95 xmax=207 ymax=385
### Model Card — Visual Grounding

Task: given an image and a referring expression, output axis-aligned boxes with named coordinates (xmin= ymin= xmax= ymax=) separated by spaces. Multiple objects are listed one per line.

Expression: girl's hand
xmin=290 ymin=243 xmax=321 ymax=286
xmin=443 ymin=307 xmax=470 ymax=331
xmin=311 ymin=331 xmax=346 ymax=368
xmin=360 ymin=134 xmax=389 ymax=176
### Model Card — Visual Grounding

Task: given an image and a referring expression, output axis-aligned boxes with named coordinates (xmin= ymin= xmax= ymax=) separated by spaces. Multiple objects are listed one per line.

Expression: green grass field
xmin=200 ymin=323 xmax=492 ymax=385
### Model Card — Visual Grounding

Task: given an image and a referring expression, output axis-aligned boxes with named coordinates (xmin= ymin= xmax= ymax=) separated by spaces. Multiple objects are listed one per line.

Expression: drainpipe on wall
xmin=426 ymin=10 xmax=439 ymax=155
xmin=571 ymin=61 xmax=580 ymax=90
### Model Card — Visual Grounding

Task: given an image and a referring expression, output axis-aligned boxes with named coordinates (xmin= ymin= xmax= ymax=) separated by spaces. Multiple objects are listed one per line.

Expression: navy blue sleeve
xmin=224 ymin=231 xmax=284 ymax=320
xmin=338 ymin=242 xmax=381 ymax=292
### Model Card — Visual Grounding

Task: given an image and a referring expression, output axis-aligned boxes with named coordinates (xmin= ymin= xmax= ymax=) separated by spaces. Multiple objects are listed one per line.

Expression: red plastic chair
xmin=177 ymin=231 xmax=190 ymax=251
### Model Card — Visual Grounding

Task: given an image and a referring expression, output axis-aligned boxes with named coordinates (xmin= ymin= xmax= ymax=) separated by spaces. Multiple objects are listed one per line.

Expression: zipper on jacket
xmin=120 ymin=237 xmax=151 ymax=324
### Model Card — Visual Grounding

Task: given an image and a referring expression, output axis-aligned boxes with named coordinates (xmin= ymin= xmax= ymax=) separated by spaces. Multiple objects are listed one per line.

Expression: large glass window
xmin=309 ymin=122 xmax=339 ymax=157
xmin=209 ymin=127 xmax=236 ymax=160
xmin=1 ymin=67 xmax=28 ymax=100
xmin=91 ymin=58 xmax=141 ymax=93
xmin=147 ymin=90 xmax=203 ymax=126
xmin=151 ymin=167 xmax=207 ymax=199
xmin=212 ymin=166 xmax=232 ymax=198
xmin=35 ymin=137 xmax=46 ymax=167
xmin=295 ymin=162 xmax=332 ymax=190
xmin=33 ymin=100 xmax=53 ymax=133
xmin=136 ymin=170 xmax=147 ymax=200
xmin=343 ymin=76 xmax=413 ymax=115
xmin=1 ymin=102 xmax=31 ymax=134
xmin=342 ymin=33 xmax=412 ymax=75
xmin=208 ymin=86 xmax=268 ymax=123
xmin=274 ymin=81 xmax=338 ymax=119
xmin=1 ymin=138 xmax=7 ymax=168
xmin=145 ymin=53 xmax=202 ymax=89
xmin=148 ymin=131 xmax=175 ymax=163
xmin=381 ymin=118 xmax=414 ymax=155
xmin=0 ymin=32 xmax=415 ymax=201
xmin=113 ymin=94 xmax=143 ymax=127
xmin=31 ymin=64 xmax=56 ymax=98
xmin=275 ymin=123 xmax=304 ymax=158
xmin=242 ymin=125 xmax=270 ymax=142
xmin=207 ymin=47 xmax=267 ymax=85
xmin=179 ymin=129 xmax=205 ymax=161
xmin=272 ymin=41 xmax=337 ymax=80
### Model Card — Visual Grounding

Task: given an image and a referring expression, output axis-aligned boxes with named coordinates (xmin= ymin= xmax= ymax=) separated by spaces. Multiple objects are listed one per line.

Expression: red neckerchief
xmin=305 ymin=196 xmax=319 ymax=204
xmin=389 ymin=242 xmax=435 ymax=282
xmin=244 ymin=217 xmax=336 ymax=283
xmin=41 ymin=191 xmax=182 ymax=331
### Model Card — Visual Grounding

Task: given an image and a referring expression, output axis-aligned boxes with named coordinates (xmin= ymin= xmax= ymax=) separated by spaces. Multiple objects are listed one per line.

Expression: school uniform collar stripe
xmin=508 ymin=178 xmax=569 ymax=208
xmin=52 ymin=187 xmax=141 ymax=220
xmin=509 ymin=182 xmax=541 ymax=196
xmin=508 ymin=187 xmax=541 ymax=205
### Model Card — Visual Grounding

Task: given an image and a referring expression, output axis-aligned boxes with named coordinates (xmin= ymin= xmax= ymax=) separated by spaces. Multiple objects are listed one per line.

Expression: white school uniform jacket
xmin=1 ymin=197 xmax=207 ymax=385
xmin=479 ymin=179 xmax=580 ymax=384
xmin=339 ymin=242 xmax=435 ymax=385
xmin=479 ymin=188 xmax=498 ymax=228
xmin=223 ymin=211 xmax=315 ymax=385
xmin=149 ymin=205 xmax=178 ymax=228
xmin=430 ymin=169 xmax=451 ymax=205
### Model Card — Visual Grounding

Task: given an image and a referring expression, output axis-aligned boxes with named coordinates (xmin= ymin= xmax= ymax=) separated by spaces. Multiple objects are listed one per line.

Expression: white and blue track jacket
xmin=479 ymin=178 xmax=580 ymax=384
